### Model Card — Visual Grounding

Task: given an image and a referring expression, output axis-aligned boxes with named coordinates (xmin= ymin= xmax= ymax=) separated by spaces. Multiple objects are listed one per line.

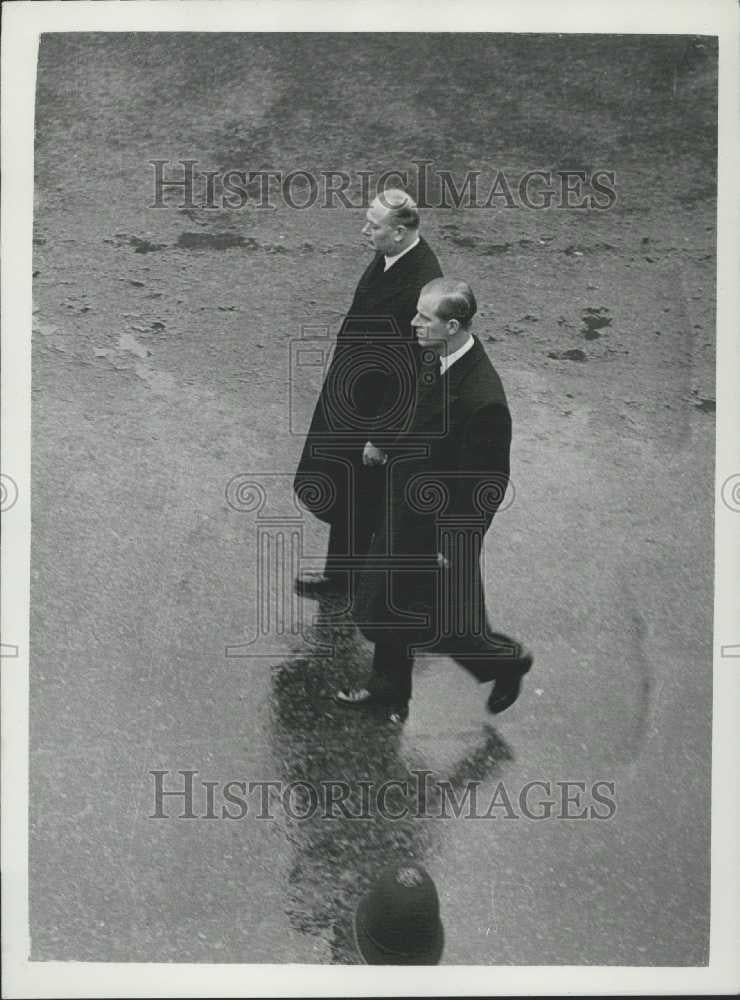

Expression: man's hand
xmin=436 ymin=552 xmax=450 ymax=569
xmin=363 ymin=441 xmax=387 ymax=467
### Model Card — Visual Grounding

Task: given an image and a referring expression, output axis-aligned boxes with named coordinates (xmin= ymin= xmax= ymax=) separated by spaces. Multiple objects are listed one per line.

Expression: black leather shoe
xmin=388 ymin=703 xmax=409 ymax=724
xmin=294 ymin=572 xmax=347 ymax=598
xmin=486 ymin=647 xmax=533 ymax=715
xmin=487 ymin=676 xmax=523 ymax=714
xmin=334 ymin=687 xmax=376 ymax=707
xmin=334 ymin=688 xmax=409 ymax=724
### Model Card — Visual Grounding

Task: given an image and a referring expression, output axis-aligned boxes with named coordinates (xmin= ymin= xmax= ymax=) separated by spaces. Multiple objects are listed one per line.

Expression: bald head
xmin=363 ymin=187 xmax=420 ymax=256
xmin=372 ymin=188 xmax=420 ymax=230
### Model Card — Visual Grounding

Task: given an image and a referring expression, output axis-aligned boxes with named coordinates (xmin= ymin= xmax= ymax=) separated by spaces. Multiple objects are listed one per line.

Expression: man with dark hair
xmin=293 ymin=190 xmax=442 ymax=597
xmin=335 ymin=277 xmax=533 ymax=722
xmin=428 ymin=277 xmax=477 ymax=328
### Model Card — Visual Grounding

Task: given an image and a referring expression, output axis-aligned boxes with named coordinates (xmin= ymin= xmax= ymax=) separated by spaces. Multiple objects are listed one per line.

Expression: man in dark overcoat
xmin=293 ymin=189 xmax=442 ymax=597
xmin=335 ymin=278 xmax=533 ymax=722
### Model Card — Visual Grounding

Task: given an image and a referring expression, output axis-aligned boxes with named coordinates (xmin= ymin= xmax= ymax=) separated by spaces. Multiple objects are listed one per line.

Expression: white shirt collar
xmin=440 ymin=334 xmax=475 ymax=375
xmin=384 ymin=235 xmax=420 ymax=271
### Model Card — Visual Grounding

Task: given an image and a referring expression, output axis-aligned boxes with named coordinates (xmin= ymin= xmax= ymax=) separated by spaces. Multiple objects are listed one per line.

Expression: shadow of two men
xmin=268 ymin=594 xmax=514 ymax=963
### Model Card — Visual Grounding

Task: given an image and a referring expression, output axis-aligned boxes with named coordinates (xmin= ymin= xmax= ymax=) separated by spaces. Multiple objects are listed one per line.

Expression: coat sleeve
xmin=443 ymin=402 xmax=512 ymax=533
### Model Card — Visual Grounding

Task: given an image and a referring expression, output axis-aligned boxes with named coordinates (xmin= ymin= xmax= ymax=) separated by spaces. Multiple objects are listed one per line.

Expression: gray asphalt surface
xmin=30 ymin=34 xmax=715 ymax=964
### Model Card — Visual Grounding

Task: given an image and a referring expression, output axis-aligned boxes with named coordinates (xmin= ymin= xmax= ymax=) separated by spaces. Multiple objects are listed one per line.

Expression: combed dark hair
xmin=425 ymin=278 xmax=478 ymax=330
xmin=377 ymin=187 xmax=420 ymax=230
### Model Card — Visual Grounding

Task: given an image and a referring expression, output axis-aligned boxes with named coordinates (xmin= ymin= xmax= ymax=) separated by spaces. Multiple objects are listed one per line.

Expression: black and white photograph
xmin=2 ymin=1 xmax=739 ymax=996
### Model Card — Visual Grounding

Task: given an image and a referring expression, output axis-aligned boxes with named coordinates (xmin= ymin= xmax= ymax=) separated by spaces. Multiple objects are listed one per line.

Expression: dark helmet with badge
xmin=353 ymin=862 xmax=444 ymax=964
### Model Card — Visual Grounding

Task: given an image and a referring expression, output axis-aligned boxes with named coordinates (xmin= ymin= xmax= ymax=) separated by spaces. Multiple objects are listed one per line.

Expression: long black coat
xmin=293 ymin=238 xmax=442 ymax=525
xmin=353 ymin=336 xmax=512 ymax=654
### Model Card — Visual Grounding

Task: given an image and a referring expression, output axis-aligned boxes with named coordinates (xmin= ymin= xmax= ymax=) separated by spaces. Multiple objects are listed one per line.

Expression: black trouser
xmin=323 ymin=466 xmax=384 ymax=583
xmin=366 ymin=632 xmax=527 ymax=707
xmin=323 ymin=515 xmax=376 ymax=581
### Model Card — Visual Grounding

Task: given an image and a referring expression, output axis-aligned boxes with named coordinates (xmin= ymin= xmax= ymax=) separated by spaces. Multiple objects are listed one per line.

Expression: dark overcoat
xmin=353 ymin=336 xmax=512 ymax=655
xmin=293 ymin=238 xmax=442 ymax=526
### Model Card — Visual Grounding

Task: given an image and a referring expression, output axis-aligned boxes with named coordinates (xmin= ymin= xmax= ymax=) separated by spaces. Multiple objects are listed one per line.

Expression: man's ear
xmin=447 ymin=318 xmax=460 ymax=335
xmin=394 ymin=225 xmax=407 ymax=242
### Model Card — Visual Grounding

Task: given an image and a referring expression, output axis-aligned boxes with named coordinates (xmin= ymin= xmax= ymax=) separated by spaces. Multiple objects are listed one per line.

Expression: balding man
xmin=294 ymin=189 xmax=442 ymax=597
xmin=336 ymin=278 xmax=533 ymax=721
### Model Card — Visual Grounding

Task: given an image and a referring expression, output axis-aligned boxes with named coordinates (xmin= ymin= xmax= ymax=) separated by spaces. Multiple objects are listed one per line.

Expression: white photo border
xmin=2 ymin=1 xmax=738 ymax=996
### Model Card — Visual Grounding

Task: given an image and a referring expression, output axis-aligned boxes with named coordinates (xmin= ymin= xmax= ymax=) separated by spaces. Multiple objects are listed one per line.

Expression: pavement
xmin=29 ymin=33 xmax=714 ymax=965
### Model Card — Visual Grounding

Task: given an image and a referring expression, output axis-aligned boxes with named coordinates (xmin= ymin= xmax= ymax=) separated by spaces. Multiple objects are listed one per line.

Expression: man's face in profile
xmin=361 ymin=199 xmax=401 ymax=255
xmin=412 ymin=289 xmax=450 ymax=351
